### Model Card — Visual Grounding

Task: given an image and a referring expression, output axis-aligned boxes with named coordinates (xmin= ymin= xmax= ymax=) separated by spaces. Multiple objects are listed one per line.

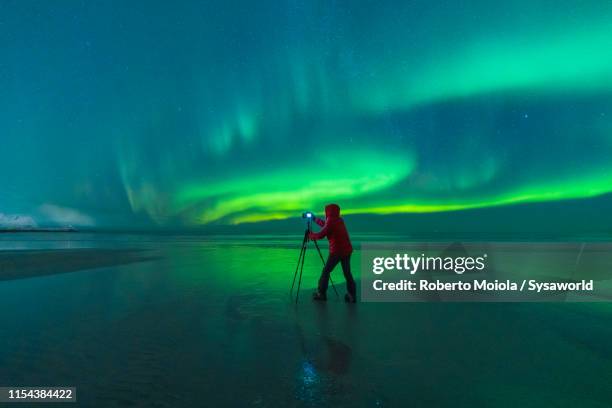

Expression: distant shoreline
xmin=0 ymin=228 xmax=77 ymax=233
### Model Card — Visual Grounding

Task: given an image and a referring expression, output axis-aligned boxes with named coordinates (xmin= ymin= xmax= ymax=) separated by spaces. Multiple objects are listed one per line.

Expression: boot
xmin=312 ymin=291 xmax=327 ymax=301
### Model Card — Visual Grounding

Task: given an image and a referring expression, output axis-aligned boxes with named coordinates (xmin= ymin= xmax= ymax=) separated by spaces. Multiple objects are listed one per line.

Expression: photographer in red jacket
xmin=309 ymin=203 xmax=356 ymax=303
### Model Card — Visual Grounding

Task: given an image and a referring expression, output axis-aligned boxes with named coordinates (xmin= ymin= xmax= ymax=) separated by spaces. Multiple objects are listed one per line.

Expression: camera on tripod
xmin=291 ymin=210 xmax=338 ymax=303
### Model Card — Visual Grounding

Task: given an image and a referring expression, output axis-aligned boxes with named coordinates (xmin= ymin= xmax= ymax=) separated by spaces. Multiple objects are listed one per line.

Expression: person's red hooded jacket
xmin=309 ymin=204 xmax=353 ymax=256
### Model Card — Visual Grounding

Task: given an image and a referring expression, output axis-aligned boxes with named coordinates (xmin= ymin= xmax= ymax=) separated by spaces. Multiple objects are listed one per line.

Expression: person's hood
xmin=325 ymin=203 xmax=341 ymax=219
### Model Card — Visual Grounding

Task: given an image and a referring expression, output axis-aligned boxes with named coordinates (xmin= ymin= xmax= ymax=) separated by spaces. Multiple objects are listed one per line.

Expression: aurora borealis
xmin=2 ymin=0 xmax=612 ymax=228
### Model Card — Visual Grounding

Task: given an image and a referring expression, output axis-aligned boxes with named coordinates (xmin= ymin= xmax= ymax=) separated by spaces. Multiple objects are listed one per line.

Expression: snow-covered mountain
xmin=0 ymin=213 xmax=38 ymax=230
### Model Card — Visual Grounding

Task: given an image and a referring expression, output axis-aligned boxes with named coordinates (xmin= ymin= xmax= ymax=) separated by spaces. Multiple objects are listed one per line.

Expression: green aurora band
xmin=1 ymin=1 xmax=612 ymax=228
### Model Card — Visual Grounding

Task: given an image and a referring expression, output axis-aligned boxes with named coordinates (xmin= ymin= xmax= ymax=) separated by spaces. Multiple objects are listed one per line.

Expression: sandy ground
xmin=0 ymin=249 xmax=158 ymax=281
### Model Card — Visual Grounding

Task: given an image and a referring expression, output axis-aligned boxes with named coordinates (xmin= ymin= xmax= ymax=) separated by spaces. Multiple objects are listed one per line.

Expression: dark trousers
xmin=318 ymin=253 xmax=356 ymax=297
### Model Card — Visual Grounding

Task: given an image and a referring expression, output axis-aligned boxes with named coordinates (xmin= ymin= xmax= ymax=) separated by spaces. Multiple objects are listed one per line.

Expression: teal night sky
xmin=1 ymin=1 xmax=612 ymax=229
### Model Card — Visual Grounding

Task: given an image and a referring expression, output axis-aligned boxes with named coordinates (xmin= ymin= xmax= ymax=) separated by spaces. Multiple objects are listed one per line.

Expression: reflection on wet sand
xmin=292 ymin=301 xmax=387 ymax=407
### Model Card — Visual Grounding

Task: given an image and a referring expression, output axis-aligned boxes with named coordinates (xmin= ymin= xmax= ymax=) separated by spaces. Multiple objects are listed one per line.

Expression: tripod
xmin=290 ymin=218 xmax=338 ymax=303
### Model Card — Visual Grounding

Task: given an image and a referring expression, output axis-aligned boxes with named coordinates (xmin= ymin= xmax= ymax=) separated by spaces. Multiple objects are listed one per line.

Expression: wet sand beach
xmin=0 ymin=233 xmax=611 ymax=407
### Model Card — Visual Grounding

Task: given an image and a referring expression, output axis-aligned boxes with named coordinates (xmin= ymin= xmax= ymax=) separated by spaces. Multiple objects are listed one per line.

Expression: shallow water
xmin=0 ymin=233 xmax=611 ymax=407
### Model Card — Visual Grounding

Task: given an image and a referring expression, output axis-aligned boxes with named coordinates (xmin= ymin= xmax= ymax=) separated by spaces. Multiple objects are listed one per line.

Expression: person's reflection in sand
xmin=312 ymin=302 xmax=352 ymax=375
xmin=307 ymin=304 xmax=355 ymax=372
xmin=291 ymin=289 xmax=359 ymax=405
